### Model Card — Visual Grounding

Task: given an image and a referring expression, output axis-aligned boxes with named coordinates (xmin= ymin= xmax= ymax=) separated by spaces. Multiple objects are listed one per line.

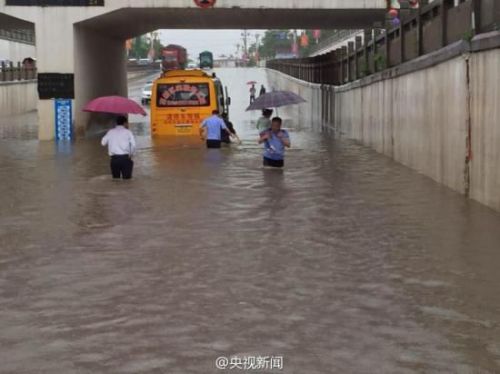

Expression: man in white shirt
xmin=101 ymin=116 xmax=136 ymax=179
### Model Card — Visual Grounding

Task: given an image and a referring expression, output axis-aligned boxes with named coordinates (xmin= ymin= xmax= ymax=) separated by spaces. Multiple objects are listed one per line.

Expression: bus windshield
xmin=157 ymin=83 xmax=210 ymax=107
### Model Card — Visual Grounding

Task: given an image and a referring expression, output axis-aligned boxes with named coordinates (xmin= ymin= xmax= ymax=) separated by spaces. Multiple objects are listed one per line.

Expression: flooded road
xmin=1 ymin=68 xmax=500 ymax=373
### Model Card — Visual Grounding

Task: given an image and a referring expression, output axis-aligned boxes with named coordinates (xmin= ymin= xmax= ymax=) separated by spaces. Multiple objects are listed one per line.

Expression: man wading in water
xmin=258 ymin=116 xmax=290 ymax=168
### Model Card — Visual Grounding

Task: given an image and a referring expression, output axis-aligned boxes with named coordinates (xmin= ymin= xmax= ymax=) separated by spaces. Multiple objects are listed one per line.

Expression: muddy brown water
xmin=0 ymin=68 xmax=499 ymax=373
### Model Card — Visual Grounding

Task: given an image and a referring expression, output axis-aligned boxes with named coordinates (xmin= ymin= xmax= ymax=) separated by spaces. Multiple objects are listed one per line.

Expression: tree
xmin=255 ymin=29 xmax=350 ymax=60
xmin=258 ymin=30 xmax=294 ymax=59
xmin=130 ymin=36 xmax=149 ymax=59
xmin=130 ymin=33 xmax=164 ymax=59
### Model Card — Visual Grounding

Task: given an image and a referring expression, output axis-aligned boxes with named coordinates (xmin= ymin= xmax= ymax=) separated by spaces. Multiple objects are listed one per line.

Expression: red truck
xmin=161 ymin=44 xmax=187 ymax=71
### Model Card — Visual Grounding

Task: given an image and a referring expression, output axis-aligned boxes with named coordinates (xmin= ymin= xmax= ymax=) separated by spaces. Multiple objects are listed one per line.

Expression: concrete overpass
xmin=0 ymin=0 xmax=386 ymax=139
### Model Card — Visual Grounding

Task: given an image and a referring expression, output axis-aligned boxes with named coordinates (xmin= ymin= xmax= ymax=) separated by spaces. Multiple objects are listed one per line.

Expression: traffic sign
xmin=194 ymin=0 xmax=216 ymax=8
xmin=55 ymin=99 xmax=73 ymax=141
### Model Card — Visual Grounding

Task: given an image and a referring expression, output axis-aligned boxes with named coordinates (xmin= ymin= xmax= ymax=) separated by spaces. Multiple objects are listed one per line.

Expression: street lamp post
xmin=241 ymin=29 xmax=250 ymax=66
xmin=255 ymin=33 xmax=260 ymax=65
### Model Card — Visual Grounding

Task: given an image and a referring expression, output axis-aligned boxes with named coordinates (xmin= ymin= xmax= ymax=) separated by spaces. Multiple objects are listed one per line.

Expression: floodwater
xmin=0 ymin=68 xmax=500 ymax=374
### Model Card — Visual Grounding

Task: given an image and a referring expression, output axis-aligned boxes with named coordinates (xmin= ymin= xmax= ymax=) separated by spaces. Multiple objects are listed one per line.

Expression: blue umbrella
xmin=245 ymin=90 xmax=306 ymax=111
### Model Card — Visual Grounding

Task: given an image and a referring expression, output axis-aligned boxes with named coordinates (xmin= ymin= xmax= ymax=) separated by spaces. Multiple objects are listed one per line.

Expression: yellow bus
xmin=150 ymin=69 xmax=230 ymax=137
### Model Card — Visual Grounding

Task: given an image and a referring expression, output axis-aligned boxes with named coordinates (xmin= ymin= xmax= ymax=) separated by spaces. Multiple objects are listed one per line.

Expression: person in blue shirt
xmin=200 ymin=110 xmax=233 ymax=148
xmin=258 ymin=116 xmax=291 ymax=168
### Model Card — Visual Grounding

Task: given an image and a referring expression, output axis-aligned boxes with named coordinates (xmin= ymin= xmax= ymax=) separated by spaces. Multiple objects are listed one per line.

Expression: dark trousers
xmin=206 ymin=139 xmax=222 ymax=148
xmin=263 ymin=157 xmax=284 ymax=168
xmin=110 ymin=155 xmax=133 ymax=179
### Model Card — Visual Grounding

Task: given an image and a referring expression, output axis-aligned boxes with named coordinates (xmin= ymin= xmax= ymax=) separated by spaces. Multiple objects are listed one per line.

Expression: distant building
xmin=274 ymin=46 xmax=298 ymax=59
xmin=214 ymin=57 xmax=237 ymax=68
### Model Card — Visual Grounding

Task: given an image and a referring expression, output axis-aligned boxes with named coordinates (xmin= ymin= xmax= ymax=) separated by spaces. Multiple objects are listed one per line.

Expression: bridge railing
xmin=309 ymin=30 xmax=363 ymax=57
xmin=267 ymin=0 xmax=500 ymax=86
xmin=0 ymin=61 xmax=37 ymax=82
xmin=0 ymin=29 xmax=36 ymax=45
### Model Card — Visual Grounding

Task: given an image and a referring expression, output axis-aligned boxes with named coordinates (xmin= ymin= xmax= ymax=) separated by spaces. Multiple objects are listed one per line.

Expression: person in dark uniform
xmin=220 ymin=112 xmax=239 ymax=144
xmin=259 ymin=84 xmax=266 ymax=97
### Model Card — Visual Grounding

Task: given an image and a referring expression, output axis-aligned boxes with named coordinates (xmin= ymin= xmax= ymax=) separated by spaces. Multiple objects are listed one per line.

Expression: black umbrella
xmin=245 ymin=90 xmax=306 ymax=111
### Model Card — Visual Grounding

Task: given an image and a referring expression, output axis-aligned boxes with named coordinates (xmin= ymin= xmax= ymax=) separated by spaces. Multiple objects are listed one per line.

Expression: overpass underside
xmin=0 ymin=12 xmax=33 ymax=31
xmin=81 ymin=8 xmax=387 ymax=38
xmin=0 ymin=2 xmax=386 ymax=139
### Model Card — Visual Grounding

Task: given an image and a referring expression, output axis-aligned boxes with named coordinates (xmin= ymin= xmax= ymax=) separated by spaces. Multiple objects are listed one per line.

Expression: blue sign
xmin=275 ymin=32 xmax=288 ymax=40
xmin=55 ymin=99 xmax=73 ymax=141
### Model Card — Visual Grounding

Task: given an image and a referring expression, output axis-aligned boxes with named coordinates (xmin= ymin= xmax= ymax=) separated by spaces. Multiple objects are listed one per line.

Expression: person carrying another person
xmin=200 ymin=110 xmax=234 ymax=148
xmin=101 ymin=116 xmax=136 ymax=179
xmin=220 ymin=112 xmax=240 ymax=145
xmin=256 ymin=108 xmax=273 ymax=132
xmin=258 ymin=116 xmax=290 ymax=168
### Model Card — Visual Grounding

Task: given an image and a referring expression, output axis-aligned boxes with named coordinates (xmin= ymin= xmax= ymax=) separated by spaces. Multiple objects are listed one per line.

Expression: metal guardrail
xmin=126 ymin=63 xmax=160 ymax=71
xmin=309 ymin=30 xmax=363 ymax=56
xmin=0 ymin=61 xmax=37 ymax=82
xmin=0 ymin=29 xmax=35 ymax=45
xmin=267 ymin=0 xmax=499 ymax=86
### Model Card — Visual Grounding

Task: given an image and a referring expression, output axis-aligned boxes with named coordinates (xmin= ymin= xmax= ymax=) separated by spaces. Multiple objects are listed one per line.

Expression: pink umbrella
xmin=82 ymin=95 xmax=147 ymax=116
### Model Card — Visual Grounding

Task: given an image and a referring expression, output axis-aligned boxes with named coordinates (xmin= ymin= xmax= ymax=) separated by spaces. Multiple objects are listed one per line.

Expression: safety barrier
xmin=0 ymin=61 xmax=36 ymax=82
xmin=267 ymin=0 xmax=499 ymax=85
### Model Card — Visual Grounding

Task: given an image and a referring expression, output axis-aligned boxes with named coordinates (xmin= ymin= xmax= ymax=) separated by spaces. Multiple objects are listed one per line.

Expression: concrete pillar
xmin=341 ymin=46 xmax=348 ymax=83
xmin=364 ymin=29 xmax=373 ymax=76
xmin=441 ymin=0 xmax=449 ymax=47
xmin=32 ymin=13 xmax=127 ymax=140
xmin=335 ymin=48 xmax=342 ymax=84
xmin=373 ymin=29 xmax=381 ymax=72
xmin=472 ymin=0 xmax=481 ymax=34
xmin=417 ymin=5 xmax=423 ymax=57
xmin=400 ymin=22 xmax=406 ymax=63
xmin=348 ymin=41 xmax=354 ymax=82
xmin=74 ymin=26 xmax=127 ymax=137
xmin=355 ymin=36 xmax=362 ymax=79
xmin=35 ymin=15 xmax=74 ymax=140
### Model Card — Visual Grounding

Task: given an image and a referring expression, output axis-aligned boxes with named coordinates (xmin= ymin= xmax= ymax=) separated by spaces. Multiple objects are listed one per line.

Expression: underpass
xmin=0 ymin=67 xmax=500 ymax=373
xmin=0 ymin=0 xmax=387 ymax=139
xmin=1 ymin=1 xmax=500 ymax=373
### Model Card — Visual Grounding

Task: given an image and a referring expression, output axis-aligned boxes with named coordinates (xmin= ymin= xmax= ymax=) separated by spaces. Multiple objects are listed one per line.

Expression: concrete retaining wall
xmin=334 ymin=48 xmax=500 ymax=211
xmin=335 ymin=56 xmax=469 ymax=195
xmin=266 ymin=41 xmax=500 ymax=212
xmin=266 ymin=71 xmax=323 ymax=132
xmin=469 ymin=48 xmax=500 ymax=211
xmin=0 ymin=80 xmax=37 ymax=115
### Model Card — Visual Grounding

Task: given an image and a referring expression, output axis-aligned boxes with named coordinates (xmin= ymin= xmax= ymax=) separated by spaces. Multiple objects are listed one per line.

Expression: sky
xmin=160 ymin=29 xmax=266 ymax=60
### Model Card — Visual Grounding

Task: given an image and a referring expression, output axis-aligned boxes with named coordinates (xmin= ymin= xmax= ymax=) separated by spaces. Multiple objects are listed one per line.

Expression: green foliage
xmin=257 ymin=29 xmax=335 ymax=59
xmin=258 ymin=30 xmax=294 ymax=59
xmin=462 ymin=30 xmax=474 ymax=43
xmin=374 ymin=53 xmax=386 ymax=71
xmin=359 ymin=61 xmax=370 ymax=77
xmin=130 ymin=36 xmax=148 ymax=59
xmin=247 ymin=57 xmax=257 ymax=67
xmin=129 ymin=35 xmax=164 ymax=59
